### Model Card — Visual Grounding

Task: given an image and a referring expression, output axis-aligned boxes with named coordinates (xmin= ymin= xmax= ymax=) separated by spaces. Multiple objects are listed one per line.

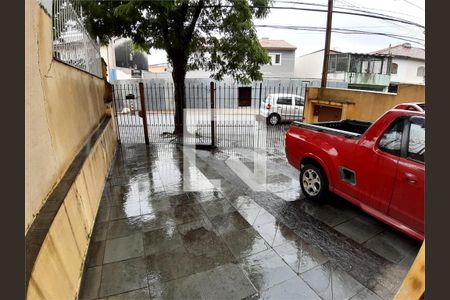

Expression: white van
xmin=260 ymin=93 xmax=305 ymax=125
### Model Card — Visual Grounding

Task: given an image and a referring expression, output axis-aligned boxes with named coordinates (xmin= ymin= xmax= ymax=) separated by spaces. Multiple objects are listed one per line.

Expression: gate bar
xmin=210 ymin=81 xmax=216 ymax=148
xmin=139 ymin=82 xmax=150 ymax=145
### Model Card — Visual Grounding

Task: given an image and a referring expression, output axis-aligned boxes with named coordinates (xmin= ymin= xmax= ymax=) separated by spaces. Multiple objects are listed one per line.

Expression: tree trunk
xmin=172 ymin=65 xmax=186 ymax=136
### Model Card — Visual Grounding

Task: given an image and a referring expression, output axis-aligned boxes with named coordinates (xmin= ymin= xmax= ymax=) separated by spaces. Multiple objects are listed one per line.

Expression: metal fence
xmin=112 ymin=81 xmax=307 ymax=153
xmin=52 ymin=0 xmax=102 ymax=77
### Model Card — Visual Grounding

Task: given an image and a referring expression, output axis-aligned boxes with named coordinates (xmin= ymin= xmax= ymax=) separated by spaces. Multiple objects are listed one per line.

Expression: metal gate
xmin=112 ymin=80 xmax=308 ymax=152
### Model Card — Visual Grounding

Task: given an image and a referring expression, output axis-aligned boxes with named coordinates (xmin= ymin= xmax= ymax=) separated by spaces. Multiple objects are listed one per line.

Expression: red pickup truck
xmin=285 ymin=105 xmax=425 ymax=241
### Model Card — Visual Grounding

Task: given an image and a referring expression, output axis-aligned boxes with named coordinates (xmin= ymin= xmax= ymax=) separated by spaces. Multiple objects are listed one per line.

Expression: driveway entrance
xmin=79 ymin=144 xmax=419 ymax=299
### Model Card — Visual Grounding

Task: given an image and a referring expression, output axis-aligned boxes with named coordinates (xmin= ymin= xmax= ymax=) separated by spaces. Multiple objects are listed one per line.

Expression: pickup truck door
xmin=389 ymin=116 xmax=425 ymax=233
xmin=354 ymin=117 xmax=406 ymax=213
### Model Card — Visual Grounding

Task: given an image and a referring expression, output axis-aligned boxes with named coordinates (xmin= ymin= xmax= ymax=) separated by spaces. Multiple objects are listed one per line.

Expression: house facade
xmin=259 ymin=38 xmax=297 ymax=78
xmin=370 ymin=43 xmax=425 ymax=91
xmin=295 ymin=49 xmax=392 ymax=92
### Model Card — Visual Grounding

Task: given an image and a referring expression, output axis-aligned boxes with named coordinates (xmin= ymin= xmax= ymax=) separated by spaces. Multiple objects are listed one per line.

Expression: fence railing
xmin=112 ymin=81 xmax=307 ymax=152
xmin=52 ymin=0 xmax=102 ymax=78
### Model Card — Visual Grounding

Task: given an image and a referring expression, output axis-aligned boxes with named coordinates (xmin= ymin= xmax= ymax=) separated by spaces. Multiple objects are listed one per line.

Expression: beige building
xmin=26 ymin=0 xmax=117 ymax=298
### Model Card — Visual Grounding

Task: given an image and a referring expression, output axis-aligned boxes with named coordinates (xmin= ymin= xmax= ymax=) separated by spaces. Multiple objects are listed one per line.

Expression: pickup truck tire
xmin=300 ymin=164 xmax=329 ymax=202
xmin=267 ymin=113 xmax=281 ymax=125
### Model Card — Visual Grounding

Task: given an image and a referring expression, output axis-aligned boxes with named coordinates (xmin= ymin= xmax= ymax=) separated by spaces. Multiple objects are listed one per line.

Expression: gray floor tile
xmin=200 ymin=198 xmax=237 ymax=219
xmin=350 ymin=288 xmax=384 ymax=300
xmin=222 ymin=227 xmax=269 ymax=259
xmin=273 ymin=239 xmax=329 ymax=274
xmin=104 ymin=233 xmax=144 ymax=264
xmin=180 ymin=224 xmax=236 ymax=264
xmin=211 ymin=211 xmax=251 ymax=235
xmin=86 ymin=241 xmax=106 ymax=267
xmin=146 ymin=247 xmax=221 ymax=283
xmin=240 ymin=249 xmax=297 ymax=291
xmin=104 ymin=287 xmax=151 ymax=300
xmin=363 ymin=230 xmax=420 ymax=263
xmin=93 ymin=222 xmax=109 ymax=242
xmin=300 ymin=262 xmax=365 ymax=300
xmin=143 ymin=227 xmax=184 ymax=256
xmin=107 ymin=217 xmax=143 ymax=240
xmin=99 ymin=257 xmax=148 ymax=298
xmin=335 ymin=215 xmax=386 ymax=243
xmin=148 ymin=271 xmax=206 ymax=299
xmin=259 ymin=276 xmax=321 ymax=300
xmin=79 ymin=266 xmax=102 ymax=300
xmin=202 ymin=263 xmax=258 ymax=299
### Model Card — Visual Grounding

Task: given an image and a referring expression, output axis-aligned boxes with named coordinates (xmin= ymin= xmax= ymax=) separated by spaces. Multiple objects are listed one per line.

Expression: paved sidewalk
xmin=79 ymin=144 xmax=420 ymax=300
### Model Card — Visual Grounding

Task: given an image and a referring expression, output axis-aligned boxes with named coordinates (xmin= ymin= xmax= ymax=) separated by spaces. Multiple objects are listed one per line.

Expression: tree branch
xmin=184 ymin=0 xmax=205 ymax=44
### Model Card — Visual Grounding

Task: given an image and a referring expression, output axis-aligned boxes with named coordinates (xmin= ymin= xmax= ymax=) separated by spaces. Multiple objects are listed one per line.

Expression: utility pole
xmin=321 ymin=0 xmax=334 ymax=88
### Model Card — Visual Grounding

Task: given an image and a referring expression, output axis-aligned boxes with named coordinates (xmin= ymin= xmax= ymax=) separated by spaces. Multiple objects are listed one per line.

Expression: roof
xmin=259 ymin=39 xmax=297 ymax=50
xmin=370 ymin=43 xmax=425 ymax=60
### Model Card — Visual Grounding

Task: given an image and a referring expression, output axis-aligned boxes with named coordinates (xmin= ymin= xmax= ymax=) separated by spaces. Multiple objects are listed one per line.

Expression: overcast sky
xmin=148 ymin=0 xmax=425 ymax=64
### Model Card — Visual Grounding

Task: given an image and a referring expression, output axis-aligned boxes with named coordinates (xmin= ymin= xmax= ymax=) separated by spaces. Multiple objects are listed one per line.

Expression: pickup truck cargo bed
xmin=292 ymin=119 xmax=372 ymax=138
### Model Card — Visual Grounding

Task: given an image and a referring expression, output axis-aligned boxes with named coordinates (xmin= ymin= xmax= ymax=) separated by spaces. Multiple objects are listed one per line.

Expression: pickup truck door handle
xmin=404 ymin=173 xmax=418 ymax=184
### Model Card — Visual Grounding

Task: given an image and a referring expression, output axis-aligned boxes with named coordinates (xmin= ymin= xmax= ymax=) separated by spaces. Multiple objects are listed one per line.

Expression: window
xmin=379 ymin=118 xmax=405 ymax=156
xmin=277 ymin=97 xmax=292 ymax=105
xmin=390 ymin=63 xmax=398 ymax=75
xmin=295 ymin=96 xmax=304 ymax=106
xmin=407 ymin=118 xmax=425 ymax=163
xmin=417 ymin=66 xmax=425 ymax=77
xmin=269 ymin=53 xmax=282 ymax=65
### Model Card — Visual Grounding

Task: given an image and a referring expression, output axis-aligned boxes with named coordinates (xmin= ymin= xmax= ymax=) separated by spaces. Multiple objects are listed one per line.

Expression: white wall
xmin=294 ymin=50 xmax=324 ymax=79
xmin=390 ymin=58 xmax=425 ymax=85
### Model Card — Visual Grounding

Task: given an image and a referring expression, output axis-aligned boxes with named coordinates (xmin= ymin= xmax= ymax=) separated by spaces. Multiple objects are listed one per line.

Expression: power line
xmin=254 ymin=24 xmax=425 ymax=45
xmin=274 ymin=0 xmax=424 ymax=24
xmin=401 ymin=0 xmax=425 ymax=11
xmin=202 ymin=4 xmax=425 ymax=29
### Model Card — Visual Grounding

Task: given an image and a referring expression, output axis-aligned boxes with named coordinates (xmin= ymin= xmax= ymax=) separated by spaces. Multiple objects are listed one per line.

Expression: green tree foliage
xmin=81 ymin=0 xmax=272 ymax=134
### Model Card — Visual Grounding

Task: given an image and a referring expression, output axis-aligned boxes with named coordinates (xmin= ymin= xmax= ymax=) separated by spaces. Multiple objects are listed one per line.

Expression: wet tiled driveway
xmin=80 ymin=144 xmax=420 ymax=300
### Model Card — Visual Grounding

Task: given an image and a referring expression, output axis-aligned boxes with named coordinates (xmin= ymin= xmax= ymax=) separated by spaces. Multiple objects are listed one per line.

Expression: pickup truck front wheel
xmin=300 ymin=164 xmax=329 ymax=201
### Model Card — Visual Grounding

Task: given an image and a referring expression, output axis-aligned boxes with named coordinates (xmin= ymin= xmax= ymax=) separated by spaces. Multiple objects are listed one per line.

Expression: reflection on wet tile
xmin=200 ymin=198 xmax=236 ymax=219
xmin=143 ymin=227 xmax=183 ymax=256
xmin=109 ymin=202 xmax=141 ymax=220
xmin=239 ymin=249 xmax=297 ymax=291
xmin=335 ymin=215 xmax=386 ymax=244
xmin=104 ymin=233 xmax=144 ymax=264
xmin=140 ymin=211 xmax=178 ymax=233
xmin=103 ymin=287 xmax=151 ymax=300
xmin=300 ymin=262 xmax=365 ymax=300
xmin=273 ymin=239 xmax=329 ymax=274
xmin=107 ymin=217 xmax=142 ymax=240
xmin=259 ymin=276 xmax=320 ymax=300
xmin=211 ymin=211 xmax=251 ymax=235
xmin=79 ymin=266 xmax=102 ymax=300
xmin=187 ymin=191 xmax=225 ymax=203
xmin=99 ymin=257 xmax=148 ymax=298
xmin=274 ymin=188 xmax=301 ymax=202
xmin=222 ymin=227 xmax=269 ymax=259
